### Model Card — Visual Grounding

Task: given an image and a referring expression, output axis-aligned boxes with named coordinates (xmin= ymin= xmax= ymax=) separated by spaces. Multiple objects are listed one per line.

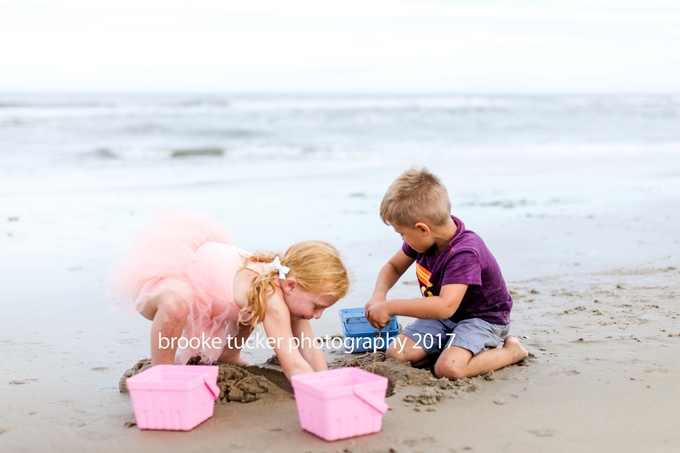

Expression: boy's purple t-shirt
xmin=402 ymin=216 xmax=512 ymax=325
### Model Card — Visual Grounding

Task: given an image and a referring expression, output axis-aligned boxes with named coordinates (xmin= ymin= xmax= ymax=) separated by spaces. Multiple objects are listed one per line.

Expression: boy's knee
xmin=385 ymin=337 xmax=425 ymax=364
xmin=434 ymin=360 xmax=468 ymax=380
xmin=385 ymin=345 xmax=406 ymax=361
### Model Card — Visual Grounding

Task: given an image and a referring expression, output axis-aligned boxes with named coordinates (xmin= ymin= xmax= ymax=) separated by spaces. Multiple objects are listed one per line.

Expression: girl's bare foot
xmin=217 ymin=352 xmax=252 ymax=366
xmin=231 ymin=357 xmax=253 ymax=366
xmin=503 ymin=335 xmax=529 ymax=363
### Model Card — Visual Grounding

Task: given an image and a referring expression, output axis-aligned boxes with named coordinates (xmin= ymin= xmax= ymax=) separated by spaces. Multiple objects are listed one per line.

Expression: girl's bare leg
xmin=217 ymin=322 xmax=254 ymax=366
xmin=139 ymin=292 xmax=190 ymax=366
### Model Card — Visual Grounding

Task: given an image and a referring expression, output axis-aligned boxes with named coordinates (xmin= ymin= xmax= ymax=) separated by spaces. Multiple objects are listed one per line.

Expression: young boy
xmin=365 ymin=167 xmax=528 ymax=379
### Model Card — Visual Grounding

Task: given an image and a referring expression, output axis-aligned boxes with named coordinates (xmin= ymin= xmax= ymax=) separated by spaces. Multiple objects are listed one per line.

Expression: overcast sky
xmin=1 ymin=0 xmax=679 ymax=94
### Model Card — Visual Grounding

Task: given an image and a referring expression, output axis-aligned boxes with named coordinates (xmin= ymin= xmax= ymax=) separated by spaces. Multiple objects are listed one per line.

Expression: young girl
xmin=106 ymin=208 xmax=351 ymax=379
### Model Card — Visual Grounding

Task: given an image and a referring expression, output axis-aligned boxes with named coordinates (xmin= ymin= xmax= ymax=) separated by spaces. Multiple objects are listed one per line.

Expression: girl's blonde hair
xmin=240 ymin=240 xmax=351 ymax=327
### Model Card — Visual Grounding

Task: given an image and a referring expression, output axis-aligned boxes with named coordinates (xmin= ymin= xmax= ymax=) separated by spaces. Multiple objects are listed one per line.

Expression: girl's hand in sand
xmin=366 ymin=300 xmax=392 ymax=330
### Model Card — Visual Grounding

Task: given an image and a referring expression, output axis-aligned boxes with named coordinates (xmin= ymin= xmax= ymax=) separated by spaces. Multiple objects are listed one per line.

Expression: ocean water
xmin=2 ymin=93 xmax=680 ymax=351
xmin=2 ymin=93 xmax=680 ymax=192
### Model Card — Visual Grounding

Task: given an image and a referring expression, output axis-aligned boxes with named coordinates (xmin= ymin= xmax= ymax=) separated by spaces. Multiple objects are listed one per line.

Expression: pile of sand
xmin=119 ymin=358 xmax=290 ymax=403
xmin=329 ymin=351 xmax=508 ymax=407
xmin=119 ymin=349 xmax=520 ymax=408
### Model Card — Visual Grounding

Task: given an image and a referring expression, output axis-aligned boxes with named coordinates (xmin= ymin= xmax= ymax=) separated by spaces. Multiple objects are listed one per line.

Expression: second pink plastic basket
xmin=291 ymin=367 xmax=389 ymax=441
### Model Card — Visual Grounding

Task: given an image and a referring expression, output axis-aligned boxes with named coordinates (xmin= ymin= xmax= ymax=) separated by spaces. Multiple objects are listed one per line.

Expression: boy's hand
xmin=364 ymin=295 xmax=386 ymax=319
xmin=366 ymin=301 xmax=392 ymax=330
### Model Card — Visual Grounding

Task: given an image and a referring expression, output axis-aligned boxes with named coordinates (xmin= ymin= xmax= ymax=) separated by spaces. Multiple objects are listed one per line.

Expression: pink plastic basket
xmin=291 ymin=367 xmax=389 ymax=441
xmin=126 ymin=365 xmax=220 ymax=431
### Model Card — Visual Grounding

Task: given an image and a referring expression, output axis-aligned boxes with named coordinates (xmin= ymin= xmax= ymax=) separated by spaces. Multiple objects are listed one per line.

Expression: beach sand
xmin=1 ymin=154 xmax=679 ymax=452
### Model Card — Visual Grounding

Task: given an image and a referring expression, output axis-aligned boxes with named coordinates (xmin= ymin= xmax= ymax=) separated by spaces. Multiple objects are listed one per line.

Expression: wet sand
xmin=53 ymin=264 xmax=678 ymax=452
xmin=2 ymin=154 xmax=680 ymax=452
xmin=3 ymin=266 xmax=679 ymax=452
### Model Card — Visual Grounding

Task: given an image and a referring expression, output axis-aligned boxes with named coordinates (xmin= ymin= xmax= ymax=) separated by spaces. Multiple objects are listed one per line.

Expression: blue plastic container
xmin=338 ymin=308 xmax=400 ymax=353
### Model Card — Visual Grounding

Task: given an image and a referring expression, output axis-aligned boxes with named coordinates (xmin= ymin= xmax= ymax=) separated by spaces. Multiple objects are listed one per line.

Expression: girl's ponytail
xmin=241 ymin=250 xmax=277 ymax=327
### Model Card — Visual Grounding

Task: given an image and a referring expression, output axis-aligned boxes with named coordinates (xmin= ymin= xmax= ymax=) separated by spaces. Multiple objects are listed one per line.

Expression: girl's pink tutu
xmin=105 ymin=208 xmax=237 ymax=364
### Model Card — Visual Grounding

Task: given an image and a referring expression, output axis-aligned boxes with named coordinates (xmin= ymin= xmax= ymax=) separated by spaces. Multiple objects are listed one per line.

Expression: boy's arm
xmin=366 ymin=283 xmax=468 ymax=329
xmin=365 ymin=250 xmax=415 ymax=317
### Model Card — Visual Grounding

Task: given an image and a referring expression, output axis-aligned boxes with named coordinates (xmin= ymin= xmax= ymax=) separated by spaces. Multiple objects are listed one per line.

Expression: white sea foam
xmin=225 ymin=96 xmax=514 ymax=111
xmin=1 ymin=93 xmax=680 ymax=179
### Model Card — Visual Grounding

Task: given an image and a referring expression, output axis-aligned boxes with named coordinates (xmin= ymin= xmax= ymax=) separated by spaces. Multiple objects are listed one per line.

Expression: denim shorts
xmin=401 ymin=317 xmax=510 ymax=356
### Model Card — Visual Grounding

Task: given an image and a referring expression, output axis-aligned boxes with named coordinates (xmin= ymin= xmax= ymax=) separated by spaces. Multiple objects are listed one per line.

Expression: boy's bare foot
xmin=503 ymin=336 xmax=529 ymax=363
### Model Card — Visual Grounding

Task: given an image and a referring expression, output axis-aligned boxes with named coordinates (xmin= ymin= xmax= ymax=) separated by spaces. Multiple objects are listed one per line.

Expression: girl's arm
xmin=261 ymin=290 xmax=316 ymax=379
xmin=290 ymin=317 xmax=327 ymax=372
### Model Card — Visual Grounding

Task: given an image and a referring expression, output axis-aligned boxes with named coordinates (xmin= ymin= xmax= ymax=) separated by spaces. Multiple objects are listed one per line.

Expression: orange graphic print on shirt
xmin=416 ymin=263 xmax=433 ymax=288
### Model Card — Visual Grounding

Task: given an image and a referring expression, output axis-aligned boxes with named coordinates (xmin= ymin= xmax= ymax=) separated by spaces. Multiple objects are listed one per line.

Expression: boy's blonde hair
xmin=240 ymin=241 xmax=351 ymax=327
xmin=380 ymin=167 xmax=451 ymax=227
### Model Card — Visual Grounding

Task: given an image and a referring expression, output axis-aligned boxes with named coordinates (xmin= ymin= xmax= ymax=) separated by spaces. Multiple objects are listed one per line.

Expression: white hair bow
xmin=270 ymin=256 xmax=290 ymax=280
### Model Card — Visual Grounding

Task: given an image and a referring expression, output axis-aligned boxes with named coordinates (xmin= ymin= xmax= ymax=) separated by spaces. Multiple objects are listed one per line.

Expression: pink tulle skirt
xmin=105 ymin=208 xmax=238 ymax=364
